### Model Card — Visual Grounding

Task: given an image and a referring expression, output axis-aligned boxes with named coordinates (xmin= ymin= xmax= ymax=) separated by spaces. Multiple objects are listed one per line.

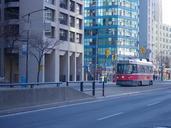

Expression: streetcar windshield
xmin=117 ymin=64 xmax=137 ymax=74
xmin=117 ymin=63 xmax=153 ymax=74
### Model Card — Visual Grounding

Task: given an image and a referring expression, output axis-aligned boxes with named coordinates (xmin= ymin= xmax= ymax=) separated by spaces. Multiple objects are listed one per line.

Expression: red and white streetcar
xmin=115 ymin=59 xmax=154 ymax=86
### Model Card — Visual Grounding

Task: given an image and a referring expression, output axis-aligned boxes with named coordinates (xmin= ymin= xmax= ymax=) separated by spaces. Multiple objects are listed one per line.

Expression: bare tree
xmin=155 ymin=53 xmax=170 ymax=68
xmin=28 ymin=35 xmax=60 ymax=82
xmin=164 ymin=56 xmax=170 ymax=68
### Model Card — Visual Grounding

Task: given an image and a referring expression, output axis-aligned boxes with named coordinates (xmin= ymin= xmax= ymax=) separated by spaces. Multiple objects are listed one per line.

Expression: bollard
xmin=57 ymin=83 xmax=59 ymax=87
xmin=102 ymin=82 xmax=105 ymax=96
xmin=66 ymin=81 xmax=69 ymax=86
xmin=80 ymin=81 xmax=83 ymax=92
xmin=10 ymin=85 xmax=13 ymax=88
xmin=30 ymin=84 xmax=34 ymax=88
xmin=92 ymin=81 xmax=95 ymax=96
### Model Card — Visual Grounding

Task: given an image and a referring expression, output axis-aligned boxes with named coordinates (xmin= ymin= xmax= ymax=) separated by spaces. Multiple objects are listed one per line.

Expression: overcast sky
xmin=162 ymin=0 xmax=171 ymax=25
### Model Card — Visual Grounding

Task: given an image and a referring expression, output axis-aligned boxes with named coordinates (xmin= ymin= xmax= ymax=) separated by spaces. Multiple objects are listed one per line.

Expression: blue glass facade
xmin=84 ymin=0 xmax=139 ymax=80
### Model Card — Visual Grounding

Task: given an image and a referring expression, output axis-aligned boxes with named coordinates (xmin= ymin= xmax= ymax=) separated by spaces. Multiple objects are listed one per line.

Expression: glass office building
xmin=84 ymin=0 xmax=139 ymax=80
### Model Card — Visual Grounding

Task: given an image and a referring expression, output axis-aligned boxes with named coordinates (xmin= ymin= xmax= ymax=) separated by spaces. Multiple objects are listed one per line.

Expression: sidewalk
xmin=90 ymin=81 xmax=171 ymax=98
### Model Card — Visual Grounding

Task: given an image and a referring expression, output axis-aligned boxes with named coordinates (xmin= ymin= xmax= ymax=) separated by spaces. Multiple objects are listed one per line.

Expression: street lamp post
xmin=159 ymin=51 xmax=164 ymax=81
xmin=22 ymin=8 xmax=47 ymax=83
xmin=94 ymin=32 xmax=98 ymax=81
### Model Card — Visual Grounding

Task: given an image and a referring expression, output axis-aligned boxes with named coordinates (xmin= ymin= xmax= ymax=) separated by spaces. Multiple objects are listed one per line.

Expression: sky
xmin=162 ymin=0 xmax=171 ymax=25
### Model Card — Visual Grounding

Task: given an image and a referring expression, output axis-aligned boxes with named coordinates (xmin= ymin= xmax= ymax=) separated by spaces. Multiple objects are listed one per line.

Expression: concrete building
xmin=84 ymin=0 xmax=139 ymax=80
xmin=153 ymin=23 xmax=171 ymax=66
xmin=151 ymin=22 xmax=171 ymax=79
xmin=0 ymin=0 xmax=84 ymax=83
xmin=139 ymin=0 xmax=162 ymax=60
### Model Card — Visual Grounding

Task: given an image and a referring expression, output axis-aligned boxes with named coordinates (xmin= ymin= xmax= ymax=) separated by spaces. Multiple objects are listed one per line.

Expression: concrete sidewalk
xmin=89 ymin=81 xmax=171 ymax=98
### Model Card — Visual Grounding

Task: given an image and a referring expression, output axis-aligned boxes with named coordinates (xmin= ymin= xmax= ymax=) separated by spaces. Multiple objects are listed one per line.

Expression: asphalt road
xmin=0 ymin=84 xmax=171 ymax=128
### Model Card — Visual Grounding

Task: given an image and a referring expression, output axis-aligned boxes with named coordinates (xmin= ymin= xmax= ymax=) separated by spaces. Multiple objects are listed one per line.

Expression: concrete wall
xmin=0 ymin=87 xmax=92 ymax=110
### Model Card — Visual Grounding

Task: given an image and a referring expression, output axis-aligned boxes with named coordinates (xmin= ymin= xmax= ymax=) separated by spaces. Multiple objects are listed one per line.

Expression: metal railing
xmin=0 ymin=82 xmax=63 ymax=88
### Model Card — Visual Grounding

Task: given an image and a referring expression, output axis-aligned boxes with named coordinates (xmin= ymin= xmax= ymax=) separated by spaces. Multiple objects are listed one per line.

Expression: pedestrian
xmin=155 ymin=75 xmax=157 ymax=80
xmin=153 ymin=75 xmax=155 ymax=80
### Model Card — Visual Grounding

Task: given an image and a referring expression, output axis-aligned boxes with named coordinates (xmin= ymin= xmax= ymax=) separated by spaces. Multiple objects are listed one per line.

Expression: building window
xmin=70 ymin=16 xmax=75 ymax=27
xmin=5 ymin=0 xmax=19 ymax=3
xmin=59 ymin=12 xmax=68 ymax=25
xmin=70 ymin=31 xmax=75 ymax=42
xmin=45 ymin=26 xmax=55 ymax=38
xmin=45 ymin=8 xmax=55 ymax=21
xmin=4 ymin=7 xmax=19 ymax=20
xmin=76 ymin=33 xmax=82 ymax=44
xmin=44 ymin=0 xmax=54 ymax=5
xmin=76 ymin=18 xmax=82 ymax=29
xmin=60 ymin=29 xmax=68 ymax=41
xmin=70 ymin=0 xmax=75 ymax=12
xmin=76 ymin=3 xmax=82 ymax=15
xmin=4 ymin=24 xmax=19 ymax=36
xmin=60 ymin=0 xmax=68 ymax=9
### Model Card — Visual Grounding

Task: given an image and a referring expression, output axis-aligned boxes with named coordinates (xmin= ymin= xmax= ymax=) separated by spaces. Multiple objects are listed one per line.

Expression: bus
xmin=115 ymin=59 xmax=153 ymax=86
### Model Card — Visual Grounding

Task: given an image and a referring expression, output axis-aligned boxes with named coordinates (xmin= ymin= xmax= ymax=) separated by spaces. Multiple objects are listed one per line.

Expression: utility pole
xmin=25 ymin=14 xmax=30 ymax=83
xmin=22 ymin=8 xmax=47 ymax=83
xmin=160 ymin=51 xmax=164 ymax=81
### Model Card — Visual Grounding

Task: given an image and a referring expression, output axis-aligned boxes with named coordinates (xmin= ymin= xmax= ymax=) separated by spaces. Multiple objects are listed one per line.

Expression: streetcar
xmin=115 ymin=59 xmax=154 ymax=86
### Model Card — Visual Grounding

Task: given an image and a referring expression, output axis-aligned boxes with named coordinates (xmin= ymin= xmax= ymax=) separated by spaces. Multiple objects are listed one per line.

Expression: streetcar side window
xmin=137 ymin=65 xmax=145 ymax=73
xmin=147 ymin=66 xmax=153 ymax=73
xmin=137 ymin=65 xmax=153 ymax=73
xmin=117 ymin=64 xmax=137 ymax=74
xmin=132 ymin=64 xmax=137 ymax=73
xmin=127 ymin=65 xmax=133 ymax=74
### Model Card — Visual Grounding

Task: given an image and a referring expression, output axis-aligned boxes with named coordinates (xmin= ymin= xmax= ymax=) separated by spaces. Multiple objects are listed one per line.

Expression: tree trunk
xmin=9 ymin=55 xmax=13 ymax=83
xmin=37 ymin=59 xmax=42 ymax=83
xmin=37 ymin=62 xmax=40 ymax=83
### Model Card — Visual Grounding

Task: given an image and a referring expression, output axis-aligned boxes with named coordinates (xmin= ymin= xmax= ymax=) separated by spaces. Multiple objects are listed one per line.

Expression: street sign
xmin=140 ymin=47 xmax=145 ymax=54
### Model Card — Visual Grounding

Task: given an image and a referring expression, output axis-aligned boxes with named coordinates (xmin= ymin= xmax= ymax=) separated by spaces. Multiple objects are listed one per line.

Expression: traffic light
xmin=105 ymin=48 xmax=111 ymax=58
xmin=140 ymin=47 xmax=145 ymax=54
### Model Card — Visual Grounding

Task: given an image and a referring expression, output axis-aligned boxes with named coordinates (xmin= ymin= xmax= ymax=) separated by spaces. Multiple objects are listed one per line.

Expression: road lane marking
xmin=97 ymin=87 xmax=171 ymax=99
xmin=0 ymin=98 xmax=122 ymax=118
xmin=155 ymin=127 xmax=168 ymax=128
xmin=97 ymin=112 xmax=123 ymax=121
xmin=147 ymin=101 xmax=161 ymax=107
